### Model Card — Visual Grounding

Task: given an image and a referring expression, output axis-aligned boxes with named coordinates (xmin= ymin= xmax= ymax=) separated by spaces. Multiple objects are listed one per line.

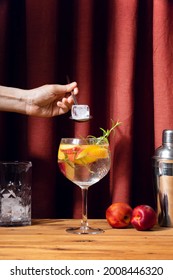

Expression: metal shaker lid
xmin=162 ymin=129 xmax=173 ymax=144
xmin=153 ymin=129 xmax=173 ymax=160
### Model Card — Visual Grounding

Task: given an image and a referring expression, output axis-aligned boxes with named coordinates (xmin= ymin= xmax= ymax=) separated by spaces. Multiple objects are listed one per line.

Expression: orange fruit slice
xmin=75 ymin=145 xmax=109 ymax=164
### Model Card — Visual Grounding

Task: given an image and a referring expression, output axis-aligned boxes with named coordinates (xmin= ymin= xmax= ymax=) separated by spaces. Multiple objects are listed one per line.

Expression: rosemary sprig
xmin=88 ymin=120 xmax=121 ymax=144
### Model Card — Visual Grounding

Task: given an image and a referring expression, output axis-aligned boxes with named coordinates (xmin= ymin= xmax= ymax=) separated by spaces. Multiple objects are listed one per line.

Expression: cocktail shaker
xmin=153 ymin=129 xmax=173 ymax=227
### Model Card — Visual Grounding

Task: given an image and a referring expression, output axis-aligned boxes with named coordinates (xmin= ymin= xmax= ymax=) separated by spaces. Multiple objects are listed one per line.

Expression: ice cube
xmin=0 ymin=196 xmax=31 ymax=225
xmin=71 ymin=105 xmax=90 ymax=120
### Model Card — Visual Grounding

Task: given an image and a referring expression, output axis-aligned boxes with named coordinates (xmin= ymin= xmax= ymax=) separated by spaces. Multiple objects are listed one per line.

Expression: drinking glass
xmin=58 ymin=138 xmax=111 ymax=234
xmin=0 ymin=161 xmax=32 ymax=226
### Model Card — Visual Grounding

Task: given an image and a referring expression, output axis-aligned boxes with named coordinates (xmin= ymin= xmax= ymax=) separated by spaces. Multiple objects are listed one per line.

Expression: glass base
xmin=66 ymin=226 xmax=104 ymax=234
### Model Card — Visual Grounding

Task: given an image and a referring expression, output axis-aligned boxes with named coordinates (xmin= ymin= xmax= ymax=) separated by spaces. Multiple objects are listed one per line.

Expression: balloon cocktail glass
xmin=58 ymin=137 xmax=111 ymax=234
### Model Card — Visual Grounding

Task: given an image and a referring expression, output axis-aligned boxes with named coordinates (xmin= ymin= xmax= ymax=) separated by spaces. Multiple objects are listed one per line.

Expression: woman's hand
xmin=25 ymin=82 xmax=78 ymax=117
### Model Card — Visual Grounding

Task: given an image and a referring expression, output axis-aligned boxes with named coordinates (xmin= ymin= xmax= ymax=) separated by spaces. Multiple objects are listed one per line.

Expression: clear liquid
xmin=73 ymin=158 xmax=110 ymax=188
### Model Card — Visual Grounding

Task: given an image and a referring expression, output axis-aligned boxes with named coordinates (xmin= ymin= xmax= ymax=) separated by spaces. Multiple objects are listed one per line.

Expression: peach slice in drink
xmin=75 ymin=145 xmax=109 ymax=165
xmin=58 ymin=145 xmax=82 ymax=162
xmin=58 ymin=161 xmax=75 ymax=180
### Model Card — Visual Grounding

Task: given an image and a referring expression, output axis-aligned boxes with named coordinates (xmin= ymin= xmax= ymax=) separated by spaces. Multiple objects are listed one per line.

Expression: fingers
xmin=65 ymin=82 xmax=78 ymax=101
xmin=65 ymin=82 xmax=78 ymax=93
xmin=57 ymin=95 xmax=74 ymax=111
xmin=51 ymin=82 xmax=78 ymax=100
xmin=73 ymin=86 xmax=78 ymax=95
xmin=57 ymin=98 xmax=70 ymax=110
xmin=64 ymin=86 xmax=78 ymax=99
xmin=59 ymin=83 xmax=78 ymax=105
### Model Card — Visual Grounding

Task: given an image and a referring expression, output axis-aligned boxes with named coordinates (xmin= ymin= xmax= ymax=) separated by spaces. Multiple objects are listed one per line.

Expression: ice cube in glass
xmin=0 ymin=161 xmax=32 ymax=226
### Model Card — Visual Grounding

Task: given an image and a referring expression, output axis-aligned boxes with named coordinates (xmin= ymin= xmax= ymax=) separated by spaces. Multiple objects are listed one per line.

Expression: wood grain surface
xmin=0 ymin=219 xmax=173 ymax=260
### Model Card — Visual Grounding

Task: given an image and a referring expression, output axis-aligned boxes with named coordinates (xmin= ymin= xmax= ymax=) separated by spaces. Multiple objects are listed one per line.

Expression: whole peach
xmin=131 ymin=205 xmax=157 ymax=231
xmin=106 ymin=202 xmax=133 ymax=228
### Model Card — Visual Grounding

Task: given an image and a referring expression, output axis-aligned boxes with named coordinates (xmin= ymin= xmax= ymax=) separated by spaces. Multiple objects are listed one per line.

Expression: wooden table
xmin=0 ymin=219 xmax=173 ymax=260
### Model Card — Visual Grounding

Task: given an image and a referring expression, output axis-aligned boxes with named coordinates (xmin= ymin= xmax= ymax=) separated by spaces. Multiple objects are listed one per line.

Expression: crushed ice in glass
xmin=0 ymin=182 xmax=31 ymax=226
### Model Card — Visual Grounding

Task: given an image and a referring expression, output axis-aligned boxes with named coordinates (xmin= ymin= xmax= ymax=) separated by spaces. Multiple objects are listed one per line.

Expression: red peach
xmin=131 ymin=205 xmax=157 ymax=231
xmin=106 ymin=202 xmax=133 ymax=228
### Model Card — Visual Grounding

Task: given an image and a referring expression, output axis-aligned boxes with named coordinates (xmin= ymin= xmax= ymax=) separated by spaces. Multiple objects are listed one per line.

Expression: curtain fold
xmin=1 ymin=0 xmax=173 ymax=218
xmin=153 ymin=0 xmax=173 ymax=147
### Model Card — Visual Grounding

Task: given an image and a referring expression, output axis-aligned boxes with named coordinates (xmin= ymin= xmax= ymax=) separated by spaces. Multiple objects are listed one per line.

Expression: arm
xmin=0 ymin=86 xmax=27 ymax=115
xmin=0 ymin=82 xmax=78 ymax=117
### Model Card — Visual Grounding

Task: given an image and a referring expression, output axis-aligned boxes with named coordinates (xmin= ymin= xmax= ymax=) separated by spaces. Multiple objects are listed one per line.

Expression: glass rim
xmin=0 ymin=161 xmax=32 ymax=166
xmin=60 ymin=138 xmax=109 ymax=145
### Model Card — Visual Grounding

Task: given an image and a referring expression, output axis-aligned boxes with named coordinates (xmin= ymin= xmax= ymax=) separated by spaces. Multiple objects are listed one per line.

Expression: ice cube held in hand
xmin=71 ymin=105 xmax=90 ymax=120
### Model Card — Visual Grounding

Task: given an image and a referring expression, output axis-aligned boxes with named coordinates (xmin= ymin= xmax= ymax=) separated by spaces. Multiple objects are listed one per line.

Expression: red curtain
xmin=1 ymin=0 xmax=173 ymax=218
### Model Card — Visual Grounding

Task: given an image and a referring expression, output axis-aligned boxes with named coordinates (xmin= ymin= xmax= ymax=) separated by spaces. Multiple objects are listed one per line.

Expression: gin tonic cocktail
xmin=58 ymin=137 xmax=111 ymax=234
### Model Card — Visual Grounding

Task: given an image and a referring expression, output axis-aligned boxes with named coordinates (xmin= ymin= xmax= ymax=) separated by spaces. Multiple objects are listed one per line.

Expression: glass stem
xmin=81 ymin=187 xmax=89 ymax=229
